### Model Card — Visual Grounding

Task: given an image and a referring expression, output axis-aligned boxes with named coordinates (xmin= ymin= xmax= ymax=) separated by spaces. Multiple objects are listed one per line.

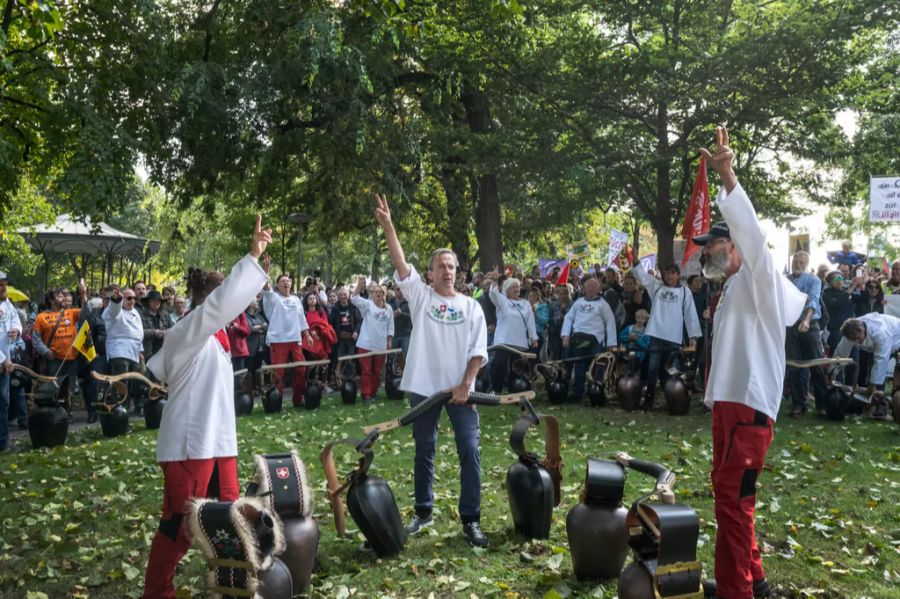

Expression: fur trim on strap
xmin=188 ymin=496 xmax=284 ymax=599
xmin=250 ymin=450 xmax=314 ymax=517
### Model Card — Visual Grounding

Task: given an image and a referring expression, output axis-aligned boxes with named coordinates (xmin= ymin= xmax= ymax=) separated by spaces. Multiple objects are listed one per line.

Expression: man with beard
xmin=695 ymin=127 xmax=807 ymax=599
xmin=375 ymin=192 xmax=489 ymax=548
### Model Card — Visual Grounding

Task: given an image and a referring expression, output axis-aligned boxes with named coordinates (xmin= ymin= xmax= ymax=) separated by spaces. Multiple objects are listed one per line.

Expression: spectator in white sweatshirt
xmin=104 ymin=285 xmax=145 ymax=413
xmin=351 ymin=276 xmax=394 ymax=401
xmin=561 ymin=277 xmax=617 ymax=402
xmin=487 ymin=267 xmax=537 ymax=393
xmin=261 ymin=263 xmax=312 ymax=407
xmin=631 ymin=260 xmax=701 ymax=410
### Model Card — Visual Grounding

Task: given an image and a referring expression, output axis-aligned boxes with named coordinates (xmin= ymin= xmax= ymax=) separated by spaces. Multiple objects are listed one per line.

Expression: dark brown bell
xmin=234 ymin=391 xmax=254 ymax=416
xmin=28 ymin=405 xmax=68 ymax=448
xmin=547 ymin=379 xmax=568 ymax=405
xmin=890 ymin=390 xmax=900 ymax=426
xmin=566 ymin=502 xmax=628 ymax=580
xmin=616 ymin=373 xmax=642 ymax=412
xmin=823 ymin=385 xmax=850 ymax=421
xmin=100 ymin=405 xmax=130 ymax=437
xmin=263 ymin=387 xmax=282 ymax=413
xmin=280 ymin=515 xmax=319 ymax=593
xmin=144 ymin=399 xmax=166 ymax=429
xmin=664 ymin=376 xmax=690 ymax=415
xmin=586 ymin=381 xmax=606 ymax=406
xmin=617 ymin=562 xmax=654 ymax=599
xmin=304 ymin=380 xmax=322 ymax=410
xmin=256 ymin=557 xmax=293 ymax=599
xmin=340 ymin=379 xmax=358 ymax=405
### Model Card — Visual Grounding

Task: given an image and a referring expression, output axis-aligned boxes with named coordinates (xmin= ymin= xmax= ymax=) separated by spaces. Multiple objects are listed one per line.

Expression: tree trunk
xmin=652 ymin=219 xmax=676 ymax=268
xmin=440 ymin=158 xmax=471 ymax=268
xmin=461 ymin=84 xmax=503 ymax=272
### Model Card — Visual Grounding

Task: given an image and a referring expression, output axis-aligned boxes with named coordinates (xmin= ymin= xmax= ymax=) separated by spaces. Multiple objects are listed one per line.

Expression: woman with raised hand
xmin=142 ymin=215 xmax=271 ymax=599
xmin=350 ymin=276 xmax=394 ymax=402
xmin=487 ymin=266 xmax=538 ymax=392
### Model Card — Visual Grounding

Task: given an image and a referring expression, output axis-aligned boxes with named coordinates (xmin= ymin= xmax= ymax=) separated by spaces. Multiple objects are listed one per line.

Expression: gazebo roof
xmin=18 ymin=214 xmax=161 ymax=259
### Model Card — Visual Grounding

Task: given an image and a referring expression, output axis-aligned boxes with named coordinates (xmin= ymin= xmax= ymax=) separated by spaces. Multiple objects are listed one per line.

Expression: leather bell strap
xmin=616 ymin=452 xmax=675 ymax=504
xmin=587 ymin=352 xmax=617 ymax=396
xmin=319 ymin=438 xmax=375 ymax=537
xmin=508 ymin=413 xmax=563 ymax=506
xmin=248 ymin=451 xmax=313 ymax=518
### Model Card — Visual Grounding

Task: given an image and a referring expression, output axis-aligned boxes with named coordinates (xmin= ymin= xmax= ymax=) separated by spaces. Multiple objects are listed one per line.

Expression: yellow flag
xmin=73 ymin=320 xmax=97 ymax=362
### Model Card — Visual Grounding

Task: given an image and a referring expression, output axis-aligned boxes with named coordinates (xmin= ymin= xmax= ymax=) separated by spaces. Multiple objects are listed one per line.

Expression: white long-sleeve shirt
xmin=350 ymin=295 xmax=394 ymax=351
xmin=561 ymin=295 xmax=617 ymax=347
xmin=262 ymin=289 xmax=309 ymax=344
xmin=149 ymin=255 xmax=268 ymax=462
xmin=489 ymin=285 xmax=538 ymax=348
xmin=103 ymin=300 xmax=144 ymax=362
xmin=396 ymin=266 xmax=488 ymax=397
xmin=0 ymin=298 xmax=22 ymax=363
xmin=704 ymin=183 xmax=807 ymax=420
xmin=834 ymin=313 xmax=900 ymax=387
xmin=632 ymin=262 xmax=701 ymax=344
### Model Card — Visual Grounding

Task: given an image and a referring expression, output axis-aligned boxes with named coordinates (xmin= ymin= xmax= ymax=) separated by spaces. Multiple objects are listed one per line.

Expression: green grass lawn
xmin=1 ymin=392 xmax=898 ymax=598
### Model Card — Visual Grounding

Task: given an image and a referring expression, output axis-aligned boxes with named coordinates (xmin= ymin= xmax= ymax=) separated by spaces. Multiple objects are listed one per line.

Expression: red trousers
xmin=270 ymin=341 xmax=307 ymax=406
xmin=357 ymin=348 xmax=385 ymax=398
xmin=711 ymin=401 xmax=773 ymax=599
xmin=143 ymin=457 xmax=239 ymax=599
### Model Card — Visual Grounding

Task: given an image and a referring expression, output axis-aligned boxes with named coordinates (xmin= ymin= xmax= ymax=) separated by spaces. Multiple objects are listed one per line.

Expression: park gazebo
xmin=18 ymin=213 xmax=161 ymax=292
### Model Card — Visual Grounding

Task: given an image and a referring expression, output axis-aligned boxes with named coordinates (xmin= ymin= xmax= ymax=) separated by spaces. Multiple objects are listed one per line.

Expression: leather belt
xmin=247 ymin=451 xmax=313 ymax=518
xmin=319 ymin=435 xmax=377 ymax=537
xmin=509 ymin=413 xmax=563 ymax=505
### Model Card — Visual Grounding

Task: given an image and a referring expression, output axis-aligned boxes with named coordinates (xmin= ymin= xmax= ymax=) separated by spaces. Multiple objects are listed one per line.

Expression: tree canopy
xmin=2 ymin=0 xmax=898 ymax=288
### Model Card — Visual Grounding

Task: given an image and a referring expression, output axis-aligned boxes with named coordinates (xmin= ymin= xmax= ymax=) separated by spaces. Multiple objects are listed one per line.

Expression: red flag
xmin=557 ymin=261 xmax=570 ymax=286
xmin=681 ymin=156 xmax=710 ymax=266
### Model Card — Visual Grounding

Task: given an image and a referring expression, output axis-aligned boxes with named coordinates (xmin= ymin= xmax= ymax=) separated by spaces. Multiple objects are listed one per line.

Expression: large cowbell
xmin=616 ymin=454 xmax=702 ymax=599
xmin=566 ymin=458 xmax=628 ymax=581
xmin=505 ymin=413 xmax=562 ymax=539
xmin=246 ymin=451 xmax=319 ymax=594
xmin=321 ymin=437 xmax=406 ymax=557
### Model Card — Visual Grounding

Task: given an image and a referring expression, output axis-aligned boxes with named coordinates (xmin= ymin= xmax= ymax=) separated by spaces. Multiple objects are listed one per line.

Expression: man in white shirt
xmin=561 ymin=277 xmax=617 ymax=402
xmin=0 ymin=271 xmax=23 ymax=451
xmin=261 ymin=266 xmax=313 ymax=406
xmin=695 ymin=127 xmax=807 ymax=599
xmin=834 ymin=314 xmax=900 ymax=418
xmin=375 ymin=193 xmax=490 ymax=548
xmin=631 ymin=260 xmax=701 ymax=410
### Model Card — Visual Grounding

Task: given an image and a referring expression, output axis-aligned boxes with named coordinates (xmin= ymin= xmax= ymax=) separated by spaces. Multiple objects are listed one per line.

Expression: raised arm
xmin=375 ymin=193 xmax=411 ymax=280
xmin=631 ymin=260 xmax=661 ymax=297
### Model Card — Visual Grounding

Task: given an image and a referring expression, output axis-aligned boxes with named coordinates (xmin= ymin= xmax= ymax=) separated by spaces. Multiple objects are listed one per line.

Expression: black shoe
xmin=87 ymin=412 xmax=98 ymax=424
xmin=462 ymin=521 xmax=488 ymax=548
xmin=639 ymin=398 xmax=654 ymax=411
xmin=404 ymin=514 xmax=433 ymax=536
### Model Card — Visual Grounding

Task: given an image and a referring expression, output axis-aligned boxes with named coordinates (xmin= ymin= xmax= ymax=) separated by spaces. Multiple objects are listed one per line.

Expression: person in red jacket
xmin=302 ymin=291 xmax=336 ymax=360
xmin=226 ymin=311 xmax=251 ymax=371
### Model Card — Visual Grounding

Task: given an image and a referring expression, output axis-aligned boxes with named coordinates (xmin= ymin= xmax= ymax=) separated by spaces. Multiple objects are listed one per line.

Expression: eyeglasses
xmin=124 ymin=296 xmax=136 ymax=301
xmin=832 ymin=276 xmax=844 ymax=282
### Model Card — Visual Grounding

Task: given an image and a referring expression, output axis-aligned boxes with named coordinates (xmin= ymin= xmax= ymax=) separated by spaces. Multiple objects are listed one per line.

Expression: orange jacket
xmin=34 ymin=308 xmax=82 ymax=360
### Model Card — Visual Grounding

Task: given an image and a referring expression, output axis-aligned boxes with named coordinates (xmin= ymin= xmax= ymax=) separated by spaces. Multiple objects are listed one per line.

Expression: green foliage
xmin=1 ymin=395 xmax=898 ymax=597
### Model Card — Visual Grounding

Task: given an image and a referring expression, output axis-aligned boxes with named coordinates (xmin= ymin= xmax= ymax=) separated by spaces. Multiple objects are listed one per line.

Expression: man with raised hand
xmin=694 ymin=127 xmax=807 ymax=599
xmin=374 ymin=193 xmax=489 ymax=548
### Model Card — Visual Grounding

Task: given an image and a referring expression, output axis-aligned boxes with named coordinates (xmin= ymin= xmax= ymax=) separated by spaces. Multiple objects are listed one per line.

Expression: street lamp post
xmin=288 ymin=212 xmax=311 ymax=291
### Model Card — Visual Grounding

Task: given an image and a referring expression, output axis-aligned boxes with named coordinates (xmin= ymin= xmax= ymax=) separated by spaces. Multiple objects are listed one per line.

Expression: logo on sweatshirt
xmin=659 ymin=288 xmax=681 ymax=302
xmin=372 ymin=309 xmax=389 ymax=322
xmin=427 ymin=303 xmax=465 ymax=325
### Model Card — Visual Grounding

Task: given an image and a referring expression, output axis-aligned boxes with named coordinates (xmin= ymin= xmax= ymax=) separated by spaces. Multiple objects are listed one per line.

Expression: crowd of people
xmin=0 ymin=233 xmax=898 ymax=451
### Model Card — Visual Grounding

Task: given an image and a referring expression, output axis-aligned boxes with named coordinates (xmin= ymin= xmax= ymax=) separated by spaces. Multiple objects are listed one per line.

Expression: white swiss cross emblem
xmin=275 ymin=467 xmax=290 ymax=480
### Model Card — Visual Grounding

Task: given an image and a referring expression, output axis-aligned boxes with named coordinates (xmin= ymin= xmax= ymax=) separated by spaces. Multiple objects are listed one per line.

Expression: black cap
xmin=146 ymin=290 xmax=163 ymax=301
xmin=661 ymin=263 xmax=680 ymax=274
xmin=692 ymin=221 xmax=730 ymax=245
